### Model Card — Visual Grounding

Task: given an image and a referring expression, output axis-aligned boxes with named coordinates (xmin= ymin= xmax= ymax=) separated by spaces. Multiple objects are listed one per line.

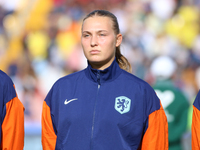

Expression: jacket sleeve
xmin=192 ymin=105 xmax=200 ymax=149
xmin=192 ymin=90 xmax=200 ymax=150
xmin=1 ymin=91 xmax=24 ymax=149
xmin=141 ymin=102 xmax=168 ymax=150
xmin=42 ymin=100 xmax=57 ymax=150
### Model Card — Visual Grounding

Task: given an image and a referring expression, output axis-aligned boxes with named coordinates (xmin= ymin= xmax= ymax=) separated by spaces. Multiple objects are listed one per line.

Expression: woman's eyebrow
xmin=97 ymin=30 xmax=108 ymax=33
xmin=82 ymin=31 xmax=90 ymax=34
xmin=82 ymin=30 xmax=108 ymax=34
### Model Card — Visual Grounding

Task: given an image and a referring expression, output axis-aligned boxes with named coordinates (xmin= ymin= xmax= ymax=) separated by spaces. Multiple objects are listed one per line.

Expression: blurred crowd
xmin=0 ymin=0 xmax=200 ymax=141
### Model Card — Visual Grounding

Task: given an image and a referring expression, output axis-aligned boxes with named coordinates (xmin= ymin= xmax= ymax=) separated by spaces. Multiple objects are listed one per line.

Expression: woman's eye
xmin=100 ymin=34 xmax=105 ymax=36
xmin=83 ymin=34 xmax=89 ymax=38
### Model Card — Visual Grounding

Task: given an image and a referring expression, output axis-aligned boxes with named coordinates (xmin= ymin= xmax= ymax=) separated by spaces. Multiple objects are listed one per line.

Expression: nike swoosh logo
xmin=64 ymin=98 xmax=78 ymax=105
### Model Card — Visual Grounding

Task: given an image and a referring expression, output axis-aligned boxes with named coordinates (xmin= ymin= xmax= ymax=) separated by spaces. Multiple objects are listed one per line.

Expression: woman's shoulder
xmin=0 ymin=70 xmax=14 ymax=87
xmin=120 ymin=70 xmax=159 ymax=100
xmin=0 ymin=70 xmax=11 ymax=80
xmin=120 ymin=70 xmax=151 ymax=88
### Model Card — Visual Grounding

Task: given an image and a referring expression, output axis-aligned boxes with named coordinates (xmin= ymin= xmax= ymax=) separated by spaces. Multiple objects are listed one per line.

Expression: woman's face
xmin=81 ymin=16 xmax=122 ymax=70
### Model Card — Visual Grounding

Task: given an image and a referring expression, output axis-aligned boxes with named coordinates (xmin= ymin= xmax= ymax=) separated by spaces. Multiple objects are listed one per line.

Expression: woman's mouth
xmin=90 ymin=50 xmax=100 ymax=54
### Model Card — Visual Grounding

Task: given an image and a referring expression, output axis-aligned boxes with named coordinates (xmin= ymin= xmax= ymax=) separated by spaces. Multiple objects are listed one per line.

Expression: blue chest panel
xmin=45 ymin=60 xmax=160 ymax=150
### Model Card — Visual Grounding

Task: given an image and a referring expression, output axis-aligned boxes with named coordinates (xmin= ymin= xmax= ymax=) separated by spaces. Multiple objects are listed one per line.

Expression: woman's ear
xmin=116 ymin=34 xmax=122 ymax=47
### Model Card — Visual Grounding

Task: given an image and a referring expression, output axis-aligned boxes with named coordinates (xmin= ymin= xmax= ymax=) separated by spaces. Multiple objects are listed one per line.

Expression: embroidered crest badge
xmin=115 ymin=96 xmax=131 ymax=114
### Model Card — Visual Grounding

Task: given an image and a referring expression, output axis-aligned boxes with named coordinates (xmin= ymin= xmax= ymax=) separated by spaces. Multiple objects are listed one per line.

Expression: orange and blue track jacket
xmin=0 ymin=70 xmax=24 ymax=150
xmin=192 ymin=90 xmax=200 ymax=150
xmin=42 ymin=59 xmax=168 ymax=150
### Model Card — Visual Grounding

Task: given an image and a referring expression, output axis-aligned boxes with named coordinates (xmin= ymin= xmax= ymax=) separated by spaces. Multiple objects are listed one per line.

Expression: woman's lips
xmin=90 ymin=50 xmax=100 ymax=54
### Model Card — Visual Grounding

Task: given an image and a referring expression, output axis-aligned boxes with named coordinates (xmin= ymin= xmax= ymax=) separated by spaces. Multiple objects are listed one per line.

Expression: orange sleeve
xmin=192 ymin=105 xmax=200 ymax=150
xmin=42 ymin=101 xmax=57 ymax=150
xmin=141 ymin=103 xmax=168 ymax=150
xmin=1 ymin=97 xmax=24 ymax=150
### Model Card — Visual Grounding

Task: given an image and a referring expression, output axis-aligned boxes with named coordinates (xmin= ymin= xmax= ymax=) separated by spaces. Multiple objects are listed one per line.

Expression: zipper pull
xmin=97 ymin=71 xmax=101 ymax=86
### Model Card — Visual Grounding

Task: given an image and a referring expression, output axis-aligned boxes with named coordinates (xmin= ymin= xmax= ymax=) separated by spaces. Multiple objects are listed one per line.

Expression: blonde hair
xmin=83 ymin=10 xmax=132 ymax=73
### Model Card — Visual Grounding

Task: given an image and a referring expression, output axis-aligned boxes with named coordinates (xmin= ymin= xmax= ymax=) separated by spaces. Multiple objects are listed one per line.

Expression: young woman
xmin=192 ymin=90 xmax=200 ymax=150
xmin=42 ymin=10 xmax=168 ymax=150
xmin=0 ymin=70 xmax=24 ymax=149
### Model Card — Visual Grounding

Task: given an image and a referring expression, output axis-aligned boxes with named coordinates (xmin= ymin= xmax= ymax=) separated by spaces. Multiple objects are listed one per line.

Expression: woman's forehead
xmin=82 ymin=16 xmax=113 ymax=31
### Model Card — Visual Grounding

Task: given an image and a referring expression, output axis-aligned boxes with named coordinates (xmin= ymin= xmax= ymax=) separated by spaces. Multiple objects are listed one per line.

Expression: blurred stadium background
xmin=0 ymin=0 xmax=199 ymax=149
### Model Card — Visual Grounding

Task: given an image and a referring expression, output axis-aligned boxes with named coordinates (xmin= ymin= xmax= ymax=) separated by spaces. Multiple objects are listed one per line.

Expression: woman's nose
xmin=90 ymin=35 xmax=98 ymax=47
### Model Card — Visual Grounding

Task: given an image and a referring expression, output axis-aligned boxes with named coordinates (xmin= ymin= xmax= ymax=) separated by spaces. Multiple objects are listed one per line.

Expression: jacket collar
xmin=85 ymin=58 xmax=122 ymax=84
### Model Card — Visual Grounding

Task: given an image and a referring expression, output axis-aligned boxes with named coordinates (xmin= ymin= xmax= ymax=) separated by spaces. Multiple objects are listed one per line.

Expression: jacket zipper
xmin=90 ymin=71 xmax=101 ymax=149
